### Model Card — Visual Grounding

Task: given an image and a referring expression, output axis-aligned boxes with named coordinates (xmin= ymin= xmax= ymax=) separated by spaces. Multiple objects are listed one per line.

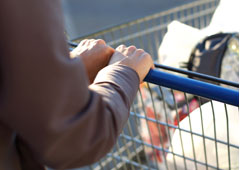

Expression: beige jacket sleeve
xmin=0 ymin=0 xmax=139 ymax=169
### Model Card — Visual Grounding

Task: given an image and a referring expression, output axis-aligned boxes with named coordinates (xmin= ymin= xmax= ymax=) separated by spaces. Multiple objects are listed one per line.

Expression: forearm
xmin=1 ymin=64 xmax=139 ymax=169
xmin=39 ymin=65 xmax=139 ymax=169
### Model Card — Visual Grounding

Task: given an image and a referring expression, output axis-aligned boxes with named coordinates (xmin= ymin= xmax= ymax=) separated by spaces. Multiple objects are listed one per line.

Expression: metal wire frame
xmin=66 ymin=0 xmax=240 ymax=170
xmin=84 ymin=90 xmax=238 ymax=170
xmin=85 ymin=89 xmax=238 ymax=170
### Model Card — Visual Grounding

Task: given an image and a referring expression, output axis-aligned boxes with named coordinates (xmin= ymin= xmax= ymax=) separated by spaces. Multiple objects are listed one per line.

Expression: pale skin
xmin=70 ymin=39 xmax=154 ymax=83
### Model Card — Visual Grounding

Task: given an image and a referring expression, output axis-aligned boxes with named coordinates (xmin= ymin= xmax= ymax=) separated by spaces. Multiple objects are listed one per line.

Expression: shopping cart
xmin=68 ymin=0 xmax=239 ymax=169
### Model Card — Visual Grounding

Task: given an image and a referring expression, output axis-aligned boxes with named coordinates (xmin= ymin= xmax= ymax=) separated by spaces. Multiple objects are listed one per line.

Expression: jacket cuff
xmin=93 ymin=64 xmax=140 ymax=107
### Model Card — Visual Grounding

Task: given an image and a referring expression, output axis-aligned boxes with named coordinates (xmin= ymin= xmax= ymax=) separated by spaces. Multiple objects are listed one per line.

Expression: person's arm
xmin=0 ymin=0 xmax=152 ymax=169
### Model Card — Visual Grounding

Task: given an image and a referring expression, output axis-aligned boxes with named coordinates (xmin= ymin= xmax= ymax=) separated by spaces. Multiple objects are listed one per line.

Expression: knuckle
xmin=80 ymin=39 xmax=87 ymax=43
xmin=78 ymin=39 xmax=88 ymax=47
xmin=135 ymin=49 xmax=145 ymax=56
xmin=136 ymin=49 xmax=144 ymax=53
xmin=95 ymin=39 xmax=105 ymax=44
xmin=116 ymin=44 xmax=126 ymax=50
xmin=128 ymin=45 xmax=136 ymax=50
xmin=144 ymin=52 xmax=151 ymax=57
xmin=141 ymin=52 xmax=152 ymax=60
xmin=105 ymin=47 xmax=114 ymax=54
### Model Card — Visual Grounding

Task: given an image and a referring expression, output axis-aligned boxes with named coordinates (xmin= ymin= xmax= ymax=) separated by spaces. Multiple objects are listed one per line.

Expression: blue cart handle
xmin=144 ymin=69 xmax=239 ymax=107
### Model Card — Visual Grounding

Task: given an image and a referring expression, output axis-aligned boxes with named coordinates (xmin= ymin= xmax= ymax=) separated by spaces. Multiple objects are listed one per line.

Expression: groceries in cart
xmin=157 ymin=0 xmax=239 ymax=119
xmin=158 ymin=0 xmax=240 ymax=72
xmin=137 ymin=83 xmax=173 ymax=168
xmin=167 ymin=101 xmax=239 ymax=170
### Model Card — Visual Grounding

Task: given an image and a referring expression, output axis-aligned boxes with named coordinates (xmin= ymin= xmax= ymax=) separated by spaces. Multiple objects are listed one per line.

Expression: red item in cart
xmin=174 ymin=98 xmax=199 ymax=126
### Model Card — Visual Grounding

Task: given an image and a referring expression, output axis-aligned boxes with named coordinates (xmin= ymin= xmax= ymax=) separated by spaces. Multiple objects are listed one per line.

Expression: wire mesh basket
xmin=68 ymin=0 xmax=239 ymax=169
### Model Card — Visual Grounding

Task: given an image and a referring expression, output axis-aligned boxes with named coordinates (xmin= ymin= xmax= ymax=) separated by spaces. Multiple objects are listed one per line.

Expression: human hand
xmin=70 ymin=39 xmax=115 ymax=83
xmin=109 ymin=45 xmax=154 ymax=82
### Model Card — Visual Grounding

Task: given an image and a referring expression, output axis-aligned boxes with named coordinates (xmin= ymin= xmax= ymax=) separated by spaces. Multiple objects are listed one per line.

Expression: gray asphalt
xmin=61 ymin=0 xmax=196 ymax=40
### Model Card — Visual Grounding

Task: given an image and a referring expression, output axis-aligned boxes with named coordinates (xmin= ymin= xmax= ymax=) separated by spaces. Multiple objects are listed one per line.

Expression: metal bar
xmin=193 ymin=5 xmax=199 ymax=28
xmin=158 ymin=86 xmax=178 ymax=170
xmin=210 ymin=101 xmax=220 ymax=169
xmin=184 ymin=93 xmax=198 ymax=170
xmin=116 ymin=137 xmax=141 ymax=169
xmin=108 ymin=147 xmax=119 ymax=170
xmin=107 ymin=144 xmax=145 ymax=170
xmin=152 ymin=19 xmax=161 ymax=58
xmin=131 ymin=104 xmax=153 ymax=169
xmin=224 ymin=104 xmax=231 ymax=170
xmin=98 ymin=159 xmax=105 ymax=170
xmin=94 ymin=146 xmax=116 ymax=170
xmin=199 ymin=3 xmax=206 ymax=29
xmin=125 ymin=120 xmax=143 ymax=167
xmin=145 ymin=69 xmax=239 ymax=106
xmin=144 ymin=20 xmax=154 ymax=56
xmin=115 ymin=142 xmax=128 ymax=170
xmin=146 ymin=83 xmax=170 ymax=170
xmin=138 ymin=88 xmax=160 ymax=169
xmin=119 ymin=130 xmax=135 ymax=170
xmin=197 ymin=97 xmax=209 ymax=170
xmin=154 ymin=63 xmax=239 ymax=88
xmin=136 ymin=22 xmax=145 ymax=49
xmin=170 ymin=89 xmax=187 ymax=170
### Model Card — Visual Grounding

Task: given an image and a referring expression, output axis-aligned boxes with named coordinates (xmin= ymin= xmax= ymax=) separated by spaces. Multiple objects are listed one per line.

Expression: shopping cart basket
xmin=67 ymin=0 xmax=239 ymax=169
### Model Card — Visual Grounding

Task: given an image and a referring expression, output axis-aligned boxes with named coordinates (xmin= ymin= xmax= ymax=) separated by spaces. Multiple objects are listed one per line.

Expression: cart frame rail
xmin=66 ymin=0 xmax=239 ymax=169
